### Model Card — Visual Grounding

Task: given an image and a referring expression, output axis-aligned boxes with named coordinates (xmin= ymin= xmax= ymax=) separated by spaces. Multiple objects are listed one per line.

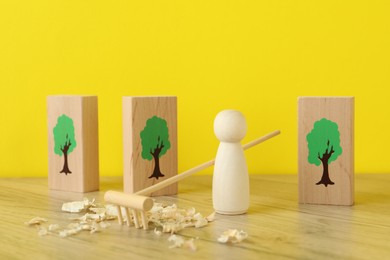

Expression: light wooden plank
xmin=298 ymin=97 xmax=354 ymax=205
xmin=47 ymin=96 xmax=99 ymax=192
xmin=1 ymin=175 xmax=390 ymax=259
xmin=123 ymin=96 xmax=178 ymax=196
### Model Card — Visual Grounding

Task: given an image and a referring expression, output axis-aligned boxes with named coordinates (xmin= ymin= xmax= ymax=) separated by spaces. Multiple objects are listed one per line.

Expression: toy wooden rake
xmin=104 ymin=130 xmax=280 ymax=229
xmin=105 ymin=191 xmax=153 ymax=229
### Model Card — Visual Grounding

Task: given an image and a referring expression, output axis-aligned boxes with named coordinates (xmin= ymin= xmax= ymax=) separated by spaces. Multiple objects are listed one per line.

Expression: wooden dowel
xmin=105 ymin=191 xmax=154 ymax=211
xmin=132 ymin=209 xmax=140 ymax=229
xmin=135 ymin=130 xmax=281 ymax=196
xmin=124 ymin=208 xmax=131 ymax=227
xmin=116 ymin=205 xmax=123 ymax=225
xmin=242 ymin=130 xmax=281 ymax=150
xmin=140 ymin=211 xmax=148 ymax=230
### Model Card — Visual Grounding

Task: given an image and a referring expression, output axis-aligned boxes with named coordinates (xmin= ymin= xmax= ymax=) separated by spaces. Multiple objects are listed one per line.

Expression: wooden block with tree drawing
xmin=47 ymin=96 xmax=99 ymax=192
xmin=123 ymin=96 xmax=177 ymax=196
xmin=298 ymin=97 xmax=354 ymax=205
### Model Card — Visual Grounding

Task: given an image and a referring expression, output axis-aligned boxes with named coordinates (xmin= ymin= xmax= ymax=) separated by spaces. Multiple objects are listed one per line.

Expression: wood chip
xmin=154 ymin=228 xmax=162 ymax=236
xmin=61 ymin=198 xmax=94 ymax=213
xmin=218 ymin=229 xmax=248 ymax=244
xmin=27 ymin=198 xmax=116 ymax=238
xmin=25 ymin=217 xmax=48 ymax=226
xmin=206 ymin=212 xmax=216 ymax=222
xmin=168 ymin=235 xmax=197 ymax=251
xmin=149 ymin=203 xmax=209 ymax=234
xmin=27 ymin=198 xmax=207 ymax=239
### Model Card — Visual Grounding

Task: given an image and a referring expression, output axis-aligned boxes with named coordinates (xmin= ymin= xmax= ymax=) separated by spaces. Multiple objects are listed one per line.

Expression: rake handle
xmin=135 ymin=130 xmax=281 ymax=196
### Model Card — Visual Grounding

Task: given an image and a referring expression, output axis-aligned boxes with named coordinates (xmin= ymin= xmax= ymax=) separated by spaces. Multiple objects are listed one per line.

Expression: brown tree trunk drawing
xmin=149 ymin=140 xmax=165 ymax=180
xmin=316 ymin=141 xmax=335 ymax=187
xmin=60 ymin=139 xmax=72 ymax=175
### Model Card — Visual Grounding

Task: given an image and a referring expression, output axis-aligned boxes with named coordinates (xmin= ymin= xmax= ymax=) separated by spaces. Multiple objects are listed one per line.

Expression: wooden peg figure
xmin=213 ymin=110 xmax=249 ymax=215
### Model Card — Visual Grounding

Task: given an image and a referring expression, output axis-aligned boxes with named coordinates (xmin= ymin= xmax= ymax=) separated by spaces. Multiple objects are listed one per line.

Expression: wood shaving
xmin=27 ymin=198 xmax=210 ymax=239
xmin=194 ymin=213 xmax=208 ymax=228
xmin=57 ymin=222 xmax=101 ymax=237
xmin=25 ymin=217 xmax=48 ymax=226
xmin=218 ymin=229 xmax=248 ymax=244
xmin=27 ymin=198 xmax=115 ymax=238
xmin=154 ymin=228 xmax=162 ymax=236
xmin=38 ymin=227 xmax=48 ymax=236
xmin=48 ymin=224 xmax=60 ymax=231
xmin=168 ymin=234 xmax=185 ymax=248
xmin=148 ymin=203 xmax=210 ymax=234
xmin=168 ymin=235 xmax=197 ymax=251
xmin=105 ymin=204 xmax=120 ymax=216
xmin=71 ymin=212 xmax=105 ymax=223
xmin=61 ymin=198 xmax=95 ymax=213
xmin=206 ymin=212 xmax=216 ymax=222
xmin=99 ymin=221 xmax=111 ymax=229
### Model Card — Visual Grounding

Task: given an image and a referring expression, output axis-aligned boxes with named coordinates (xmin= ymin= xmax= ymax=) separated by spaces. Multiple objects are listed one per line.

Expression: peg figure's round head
xmin=214 ymin=110 xmax=247 ymax=142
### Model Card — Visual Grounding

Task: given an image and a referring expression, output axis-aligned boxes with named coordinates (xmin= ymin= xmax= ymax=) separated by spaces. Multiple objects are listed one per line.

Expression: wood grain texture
xmin=47 ymin=96 xmax=99 ymax=192
xmin=1 ymin=175 xmax=390 ymax=259
xmin=123 ymin=96 xmax=177 ymax=196
xmin=298 ymin=97 xmax=354 ymax=205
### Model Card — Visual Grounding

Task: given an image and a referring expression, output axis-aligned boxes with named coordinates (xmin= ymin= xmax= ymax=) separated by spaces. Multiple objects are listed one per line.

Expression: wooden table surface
xmin=0 ymin=174 xmax=389 ymax=260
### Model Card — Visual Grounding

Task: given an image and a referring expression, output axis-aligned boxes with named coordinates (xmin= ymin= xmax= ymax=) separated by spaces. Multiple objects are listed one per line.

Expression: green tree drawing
xmin=140 ymin=116 xmax=171 ymax=180
xmin=53 ymin=114 xmax=77 ymax=175
xmin=306 ymin=118 xmax=342 ymax=187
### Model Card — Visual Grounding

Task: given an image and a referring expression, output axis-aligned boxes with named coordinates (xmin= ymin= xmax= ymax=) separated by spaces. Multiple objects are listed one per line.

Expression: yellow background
xmin=1 ymin=1 xmax=389 ymax=177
